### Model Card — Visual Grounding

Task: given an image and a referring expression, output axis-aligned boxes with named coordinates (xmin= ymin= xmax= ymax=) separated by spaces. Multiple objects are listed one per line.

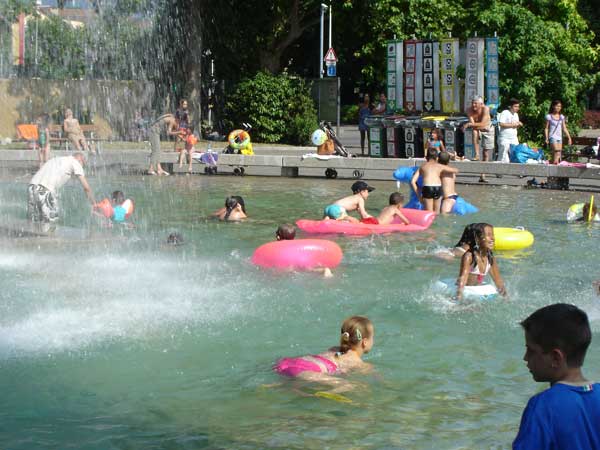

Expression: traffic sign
xmin=324 ymin=47 xmax=338 ymax=63
xmin=327 ymin=64 xmax=336 ymax=77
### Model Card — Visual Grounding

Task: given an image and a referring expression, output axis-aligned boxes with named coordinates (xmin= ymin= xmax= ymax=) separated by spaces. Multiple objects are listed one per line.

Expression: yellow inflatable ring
xmin=493 ymin=227 xmax=534 ymax=251
xmin=228 ymin=129 xmax=250 ymax=150
xmin=567 ymin=203 xmax=600 ymax=222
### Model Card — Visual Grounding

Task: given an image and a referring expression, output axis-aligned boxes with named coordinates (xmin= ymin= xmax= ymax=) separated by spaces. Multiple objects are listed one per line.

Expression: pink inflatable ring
xmin=251 ymin=239 xmax=342 ymax=270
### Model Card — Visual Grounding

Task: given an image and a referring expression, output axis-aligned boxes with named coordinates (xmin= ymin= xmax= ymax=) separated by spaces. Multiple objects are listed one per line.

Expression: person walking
xmin=545 ymin=100 xmax=572 ymax=164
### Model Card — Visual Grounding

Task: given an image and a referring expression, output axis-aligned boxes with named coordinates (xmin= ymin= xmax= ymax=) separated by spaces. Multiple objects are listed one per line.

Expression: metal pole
xmin=328 ymin=3 xmax=332 ymax=49
xmin=208 ymin=58 xmax=214 ymax=129
xmin=319 ymin=3 xmax=327 ymax=78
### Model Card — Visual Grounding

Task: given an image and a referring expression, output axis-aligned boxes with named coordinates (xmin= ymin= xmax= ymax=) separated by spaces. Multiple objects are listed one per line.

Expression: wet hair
xmin=438 ymin=151 xmax=451 ymax=165
xmin=464 ymin=222 xmax=494 ymax=265
xmin=339 ymin=316 xmax=373 ymax=354
xmin=389 ymin=192 xmax=404 ymax=205
xmin=111 ymin=190 xmax=125 ymax=204
xmin=520 ymin=303 xmax=591 ymax=367
xmin=426 ymin=147 xmax=438 ymax=161
xmin=508 ymin=98 xmax=520 ymax=107
xmin=233 ymin=195 xmax=246 ymax=214
xmin=223 ymin=197 xmax=239 ymax=220
xmin=549 ymin=99 xmax=562 ymax=113
xmin=455 ymin=223 xmax=477 ymax=248
xmin=166 ymin=232 xmax=184 ymax=245
xmin=276 ymin=223 xmax=296 ymax=240
xmin=582 ymin=202 xmax=597 ymax=222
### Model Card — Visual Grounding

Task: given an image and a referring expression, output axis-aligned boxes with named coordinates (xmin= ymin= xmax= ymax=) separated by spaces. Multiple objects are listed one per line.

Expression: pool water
xmin=1 ymin=174 xmax=598 ymax=449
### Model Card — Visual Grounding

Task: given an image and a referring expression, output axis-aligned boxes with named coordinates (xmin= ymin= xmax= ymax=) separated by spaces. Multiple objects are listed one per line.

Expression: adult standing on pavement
xmin=372 ymin=93 xmax=387 ymax=115
xmin=545 ymin=99 xmax=572 ymax=164
xmin=27 ymin=152 xmax=96 ymax=224
xmin=358 ymin=94 xmax=371 ymax=155
xmin=147 ymin=113 xmax=180 ymax=176
xmin=497 ymin=98 xmax=523 ymax=163
xmin=463 ymin=95 xmax=494 ymax=182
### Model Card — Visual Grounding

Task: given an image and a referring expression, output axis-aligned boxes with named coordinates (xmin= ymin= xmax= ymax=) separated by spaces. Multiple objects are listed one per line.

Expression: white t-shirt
xmin=498 ymin=109 xmax=519 ymax=143
xmin=30 ymin=156 xmax=84 ymax=194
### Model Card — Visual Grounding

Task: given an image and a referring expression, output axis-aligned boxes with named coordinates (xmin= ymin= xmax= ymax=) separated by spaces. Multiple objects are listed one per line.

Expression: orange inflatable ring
xmin=228 ymin=129 xmax=250 ymax=150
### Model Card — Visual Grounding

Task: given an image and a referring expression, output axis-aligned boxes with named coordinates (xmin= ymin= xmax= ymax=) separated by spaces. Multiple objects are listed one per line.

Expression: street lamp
xmin=319 ymin=3 xmax=328 ymax=78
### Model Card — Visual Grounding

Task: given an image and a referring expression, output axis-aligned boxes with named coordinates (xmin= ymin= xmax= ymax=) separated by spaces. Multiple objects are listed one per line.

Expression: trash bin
xmin=365 ymin=115 xmax=386 ymax=158
xmin=441 ymin=116 xmax=468 ymax=158
xmin=382 ymin=115 xmax=406 ymax=158
xmin=397 ymin=116 xmax=423 ymax=158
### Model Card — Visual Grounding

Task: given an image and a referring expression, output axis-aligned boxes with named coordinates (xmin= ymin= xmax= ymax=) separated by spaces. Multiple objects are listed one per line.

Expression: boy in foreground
xmin=513 ymin=303 xmax=599 ymax=449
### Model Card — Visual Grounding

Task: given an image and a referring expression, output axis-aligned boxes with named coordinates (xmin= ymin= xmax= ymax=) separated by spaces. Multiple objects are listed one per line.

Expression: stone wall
xmin=0 ymin=78 xmax=154 ymax=140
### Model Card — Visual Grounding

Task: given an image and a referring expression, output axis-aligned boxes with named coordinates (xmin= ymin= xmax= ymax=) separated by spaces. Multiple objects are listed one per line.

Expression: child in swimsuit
xmin=411 ymin=148 xmax=458 ymax=213
xmin=427 ymin=128 xmax=446 ymax=155
xmin=377 ymin=192 xmax=410 ymax=225
xmin=275 ymin=223 xmax=334 ymax=277
xmin=456 ymin=223 xmax=506 ymax=301
xmin=274 ymin=316 xmax=374 ymax=386
xmin=213 ymin=196 xmax=247 ymax=221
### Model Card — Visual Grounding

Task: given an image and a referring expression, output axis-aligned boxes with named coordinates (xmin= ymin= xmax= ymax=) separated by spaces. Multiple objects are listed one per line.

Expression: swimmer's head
xmin=582 ymin=202 xmax=597 ymax=222
xmin=276 ymin=223 xmax=296 ymax=240
xmin=438 ymin=151 xmax=451 ymax=165
xmin=426 ymin=147 xmax=438 ymax=161
xmin=339 ymin=316 xmax=374 ymax=355
xmin=469 ymin=222 xmax=494 ymax=252
xmin=232 ymin=195 xmax=246 ymax=214
xmin=166 ymin=232 xmax=184 ymax=245
xmin=388 ymin=192 xmax=404 ymax=205
xmin=224 ymin=196 xmax=241 ymax=220
xmin=111 ymin=190 xmax=125 ymax=204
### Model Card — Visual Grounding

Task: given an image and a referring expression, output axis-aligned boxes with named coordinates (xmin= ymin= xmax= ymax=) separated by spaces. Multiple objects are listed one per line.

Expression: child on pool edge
xmin=276 ymin=223 xmax=333 ymax=278
xmin=456 ymin=223 xmax=507 ymax=301
xmin=274 ymin=315 xmax=374 ymax=392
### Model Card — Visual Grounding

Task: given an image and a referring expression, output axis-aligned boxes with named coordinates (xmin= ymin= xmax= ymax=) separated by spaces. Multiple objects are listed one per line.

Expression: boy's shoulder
xmin=528 ymin=382 xmax=600 ymax=409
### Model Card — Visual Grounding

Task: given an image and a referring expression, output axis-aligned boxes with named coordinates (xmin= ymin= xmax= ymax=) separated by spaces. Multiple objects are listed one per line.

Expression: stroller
xmin=319 ymin=121 xmax=351 ymax=157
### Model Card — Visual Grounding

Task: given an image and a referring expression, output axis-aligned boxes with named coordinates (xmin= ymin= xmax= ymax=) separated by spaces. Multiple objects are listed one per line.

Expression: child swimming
xmin=275 ymin=223 xmax=333 ymax=277
xmin=456 ymin=223 xmax=506 ymax=301
xmin=213 ymin=196 xmax=247 ymax=221
xmin=323 ymin=181 xmax=375 ymax=222
xmin=376 ymin=192 xmax=410 ymax=225
xmin=274 ymin=316 xmax=374 ymax=389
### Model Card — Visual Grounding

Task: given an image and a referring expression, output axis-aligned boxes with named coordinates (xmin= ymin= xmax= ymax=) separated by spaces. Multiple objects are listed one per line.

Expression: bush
xmin=341 ymin=104 xmax=359 ymax=125
xmin=225 ymin=72 xmax=317 ymax=145
xmin=581 ymin=110 xmax=600 ymax=129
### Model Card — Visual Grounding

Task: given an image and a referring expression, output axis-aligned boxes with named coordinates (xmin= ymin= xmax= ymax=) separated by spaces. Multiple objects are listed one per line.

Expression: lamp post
xmin=319 ymin=3 xmax=328 ymax=78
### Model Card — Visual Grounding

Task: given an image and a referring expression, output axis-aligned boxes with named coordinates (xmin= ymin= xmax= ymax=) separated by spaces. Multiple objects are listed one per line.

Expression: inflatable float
xmin=95 ymin=198 xmax=134 ymax=223
xmin=393 ymin=166 xmax=478 ymax=215
xmin=296 ymin=209 xmax=435 ymax=236
xmin=567 ymin=201 xmax=600 ymax=222
xmin=493 ymin=227 xmax=534 ymax=251
xmin=228 ymin=129 xmax=254 ymax=155
xmin=251 ymin=239 xmax=342 ymax=270
xmin=433 ymin=278 xmax=498 ymax=302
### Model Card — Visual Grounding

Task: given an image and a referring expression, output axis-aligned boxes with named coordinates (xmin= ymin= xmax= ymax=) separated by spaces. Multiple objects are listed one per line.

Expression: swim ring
xmin=567 ymin=203 xmax=600 ymax=222
xmin=251 ymin=239 xmax=342 ymax=270
xmin=433 ymin=278 xmax=498 ymax=301
xmin=392 ymin=166 xmax=478 ymax=215
xmin=296 ymin=209 xmax=435 ymax=236
xmin=228 ymin=129 xmax=251 ymax=150
xmin=493 ymin=227 xmax=534 ymax=251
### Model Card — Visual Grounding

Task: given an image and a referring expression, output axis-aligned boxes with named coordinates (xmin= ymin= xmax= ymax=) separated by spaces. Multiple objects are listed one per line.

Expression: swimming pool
xmin=1 ymin=174 xmax=598 ymax=449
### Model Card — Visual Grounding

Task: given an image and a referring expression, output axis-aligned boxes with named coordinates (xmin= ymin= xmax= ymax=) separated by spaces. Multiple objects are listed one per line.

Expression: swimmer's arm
xmin=212 ymin=207 xmax=226 ymax=217
xmin=77 ymin=175 xmax=96 ymax=205
xmin=357 ymin=198 xmax=371 ymax=219
xmin=441 ymin=165 xmax=459 ymax=175
xmin=456 ymin=252 xmax=472 ymax=300
xmin=410 ymin=169 xmax=421 ymax=199
xmin=489 ymin=260 xmax=507 ymax=296
xmin=396 ymin=210 xmax=410 ymax=225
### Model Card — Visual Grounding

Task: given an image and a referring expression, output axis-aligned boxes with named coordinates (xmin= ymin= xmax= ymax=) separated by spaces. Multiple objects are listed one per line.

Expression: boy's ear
xmin=550 ymin=348 xmax=567 ymax=368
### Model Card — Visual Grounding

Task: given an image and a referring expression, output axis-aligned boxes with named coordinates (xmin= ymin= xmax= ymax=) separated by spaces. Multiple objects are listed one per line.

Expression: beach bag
xmin=317 ymin=139 xmax=335 ymax=155
xmin=509 ymin=143 xmax=543 ymax=164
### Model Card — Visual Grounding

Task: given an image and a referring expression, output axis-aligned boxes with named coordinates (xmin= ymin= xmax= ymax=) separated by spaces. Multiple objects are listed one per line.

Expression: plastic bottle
xmin=207 ymin=142 xmax=212 ymax=153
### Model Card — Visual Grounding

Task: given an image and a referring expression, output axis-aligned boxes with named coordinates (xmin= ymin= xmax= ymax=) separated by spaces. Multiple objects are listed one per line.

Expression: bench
xmin=49 ymin=123 xmax=102 ymax=153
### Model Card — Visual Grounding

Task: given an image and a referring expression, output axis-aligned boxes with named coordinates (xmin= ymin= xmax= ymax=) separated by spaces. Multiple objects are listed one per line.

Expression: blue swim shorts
xmin=323 ymin=204 xmax=345 ymax=219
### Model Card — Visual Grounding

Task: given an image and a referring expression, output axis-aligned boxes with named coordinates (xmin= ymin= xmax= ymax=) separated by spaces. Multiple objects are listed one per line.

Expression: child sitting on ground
xmin=513 ymin=303 xmax=600 ymax=449
xmin=213 ymin=196 xmax=247 ymax=221
xmin=456 ymin=222 xmax=506 ymax=301
xmin=377 ymin=192 xmax=410 ymax=225
xmin=324 ymin=181 xmax=375 ymax=223
xmin=275 ymin=224 xmax=333 ymax=277
xmin=274 ymin=315 xmax=374 ymax=393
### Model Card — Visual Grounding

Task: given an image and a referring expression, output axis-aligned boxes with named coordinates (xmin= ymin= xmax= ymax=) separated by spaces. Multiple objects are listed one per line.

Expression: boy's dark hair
xmin=111 ymin=190 xmax=125 ymax=204
xmin=520 ymin=303 xmax=591 ymax=367
xmin=438 ymin=151 xmax=451 ymax=165
xmin=389 ymin=192 xmax=404 ymax=205
xmin=167 ymin=232 xmax=184 ymax=245
xmin=276 ymin=223 xmax=296 ymax=240
xmin=426 ymin=147 xmax=438 ymax=161
xmin=508 ymin=98 xmax=520 ymax=107
xmin=233 ymin=195 xmax=246 ymax=214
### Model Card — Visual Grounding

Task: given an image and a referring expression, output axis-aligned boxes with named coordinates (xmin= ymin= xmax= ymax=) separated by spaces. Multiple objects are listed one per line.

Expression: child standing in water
xmin=274 ymin=316 xmax=374 ymax=389
xmin=456 ymin=223 xmax=506 ymax=301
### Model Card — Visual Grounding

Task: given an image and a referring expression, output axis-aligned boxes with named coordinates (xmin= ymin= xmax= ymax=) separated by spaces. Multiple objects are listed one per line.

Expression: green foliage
xmin=341 ymin=104 xmax=359 ymax=124
xmin=225 ymin=72 xmax=317 ymax=144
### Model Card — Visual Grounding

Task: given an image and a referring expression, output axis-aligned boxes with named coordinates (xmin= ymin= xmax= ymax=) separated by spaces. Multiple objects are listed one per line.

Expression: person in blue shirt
xmin=514 ymin=303 xmax=600 ymax=449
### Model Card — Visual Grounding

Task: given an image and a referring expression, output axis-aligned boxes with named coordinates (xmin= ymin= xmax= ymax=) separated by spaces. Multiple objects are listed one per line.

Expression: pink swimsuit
xmin=275 ymin=355 xmax=338 ymax=377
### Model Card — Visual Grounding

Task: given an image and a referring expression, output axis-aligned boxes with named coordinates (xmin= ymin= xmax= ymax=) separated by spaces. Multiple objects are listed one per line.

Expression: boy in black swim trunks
xmin=411 ymin=148 xmax=459 ymax=212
